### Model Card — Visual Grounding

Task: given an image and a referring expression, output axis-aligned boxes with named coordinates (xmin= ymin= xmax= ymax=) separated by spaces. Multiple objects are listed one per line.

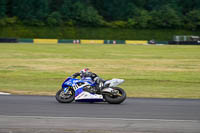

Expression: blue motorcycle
xmin=55 ymin=77 xmax=126 ymax=104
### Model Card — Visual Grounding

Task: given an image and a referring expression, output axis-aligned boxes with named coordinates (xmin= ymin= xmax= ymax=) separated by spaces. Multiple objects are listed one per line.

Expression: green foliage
xmin=4 ymin=17 xmax=18 ymax=25
xmin=185 ymin=10 xmax=200 ymax=30
xmin=108 ymin=21 xmax=128 ymax=28
xmin=97 ymin=0 xmax=134 ymax=21
xmin=64 ymin=20 xmax=75 ymax=26
xmin=1 ymin=0 xmax=200 ymax=30
xmin=11 ymin=0 xmax=35 ymax=20
xmin=33 ymin=0 xmax=49 ymax=20
xmin=0 ymin=19 xmax=6 ymax=26
xmin=60 ymin=0 xmax=73 ymax=20
xmin=150 ymin=5 xmax=183 ymax=29
xmin=26 ymin=19 xmax=45 ymax=27
xmin=0 ymin=17 xmax=18 ymax=26
xmin=127 ymin=18 xmax=137 ymax=28
xmin=47 ymin=11 xmax=62 ymax=26
xmin=129 ymin=9 xmax=152 ymax=28
xmin=80 ymin=6 xmax=103 ymax=26
xmin=11 ymin=0 xmax=48 ymax=25
xmin=1 ymin=26 xmax=200 ymax=41
xmin=0 ymin=0 xmax=6 ymax=18
xmin=71 ymin=1 xmax=103 ymax=26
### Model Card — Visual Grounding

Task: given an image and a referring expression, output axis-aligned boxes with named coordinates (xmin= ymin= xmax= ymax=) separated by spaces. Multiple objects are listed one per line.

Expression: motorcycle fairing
xmin=104 ymin=79 xmax=124 ymax=87
xmin=62 ymin=77 xmax=103 ymax=102
xmin=75 ymin=91 xmax=103 ymax=102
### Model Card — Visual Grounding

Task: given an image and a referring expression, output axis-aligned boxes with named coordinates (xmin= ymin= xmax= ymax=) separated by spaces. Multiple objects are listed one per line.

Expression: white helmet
xmin=80 ymin=68 xmax=90 ymax=76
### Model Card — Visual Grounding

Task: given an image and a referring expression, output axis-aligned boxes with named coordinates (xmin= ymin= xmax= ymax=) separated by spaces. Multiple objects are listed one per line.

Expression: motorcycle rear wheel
xmin=103 ymin=87 xmax=126 ymax=104
xmin=55 ymin=88 xmax=75 ymax=103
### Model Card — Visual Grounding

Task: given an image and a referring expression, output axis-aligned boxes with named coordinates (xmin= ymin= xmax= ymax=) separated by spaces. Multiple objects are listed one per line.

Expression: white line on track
xmin=0 ymin=92 xmax=10 ymax=95
xmin=0 ymin=115 xmax=199 ymax=123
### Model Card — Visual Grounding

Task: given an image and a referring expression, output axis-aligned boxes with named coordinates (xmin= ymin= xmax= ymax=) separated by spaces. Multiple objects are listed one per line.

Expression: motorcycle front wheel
xmin=103 ymin=87 xmax=126 ymax=104
xmin=55 ymin=88 xmax=75 ymax=103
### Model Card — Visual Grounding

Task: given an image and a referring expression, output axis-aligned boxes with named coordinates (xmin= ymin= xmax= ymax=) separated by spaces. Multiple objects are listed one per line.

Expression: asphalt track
xmin=0 ymin=95 xmax=200 ymax=133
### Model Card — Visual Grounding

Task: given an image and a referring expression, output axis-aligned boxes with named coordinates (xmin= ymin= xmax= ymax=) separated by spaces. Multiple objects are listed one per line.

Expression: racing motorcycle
xmin=55 ymin=76 xmax=126 ymax=104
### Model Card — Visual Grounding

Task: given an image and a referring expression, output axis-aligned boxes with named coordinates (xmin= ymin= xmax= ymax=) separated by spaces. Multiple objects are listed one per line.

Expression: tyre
xmin=103 ymin=87 xmax=126 ymax=104
xmin=55 ymin=88 xmax=75 ymax=103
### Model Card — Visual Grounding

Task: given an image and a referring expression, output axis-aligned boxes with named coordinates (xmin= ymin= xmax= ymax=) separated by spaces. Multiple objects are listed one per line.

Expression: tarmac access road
xmin=0 ymin=95 xmax=200 ymax=133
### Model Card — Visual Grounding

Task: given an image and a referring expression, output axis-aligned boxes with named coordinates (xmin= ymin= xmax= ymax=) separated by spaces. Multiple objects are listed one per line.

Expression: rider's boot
xmin=96 ymin=82 xmax=104 ymax=94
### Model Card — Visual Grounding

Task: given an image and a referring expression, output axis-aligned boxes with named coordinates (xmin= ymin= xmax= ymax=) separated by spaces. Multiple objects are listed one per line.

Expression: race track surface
xmin=0 ymin=95 xmax=200 ymax=133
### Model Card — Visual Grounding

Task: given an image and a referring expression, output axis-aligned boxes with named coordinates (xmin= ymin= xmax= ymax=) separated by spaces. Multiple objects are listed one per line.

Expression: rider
xmin=71 ymin=68 xmax=104 ymax=92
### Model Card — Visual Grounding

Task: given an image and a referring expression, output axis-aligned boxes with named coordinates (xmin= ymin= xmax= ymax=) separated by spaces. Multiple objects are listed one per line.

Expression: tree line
xmin=0 ymin=0 xmax=200 ymax=30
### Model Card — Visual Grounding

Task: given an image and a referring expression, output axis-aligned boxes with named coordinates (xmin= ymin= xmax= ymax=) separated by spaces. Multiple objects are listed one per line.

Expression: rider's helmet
xmin=80 ymin=68 xmax=90 ymax=77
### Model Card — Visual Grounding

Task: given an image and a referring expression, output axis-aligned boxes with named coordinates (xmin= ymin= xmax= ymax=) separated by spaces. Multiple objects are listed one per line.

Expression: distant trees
xmin=0 ymin=0 xmax=200 ymax=30
xmin=11 ymin=0 xmax=34 ymax=20
xmin=185 ymin=10 xmax=200 ymax=30
xmin=150 ymin=5 xmax=183 ymax=28
xmin=10 ymin=0 xmax=49 ymax=26
xmin=47 ymin=11 xmax=62 ymax=26
xmin=128 ymin=9 xmax=152 ymax=28
xmin=0 ymin=0 xmax=6 ymax=18
xmin=60 ymin=0 xmax=73 ymax=21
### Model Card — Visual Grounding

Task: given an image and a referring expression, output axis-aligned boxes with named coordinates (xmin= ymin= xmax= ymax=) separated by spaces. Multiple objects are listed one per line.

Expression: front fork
xmin=63 ymin=87 xmax=69 ymax=94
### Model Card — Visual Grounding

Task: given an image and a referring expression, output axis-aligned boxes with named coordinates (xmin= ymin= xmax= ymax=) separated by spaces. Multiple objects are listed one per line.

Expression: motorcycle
xmin=55 ymin=77 xmax=126 ymax=104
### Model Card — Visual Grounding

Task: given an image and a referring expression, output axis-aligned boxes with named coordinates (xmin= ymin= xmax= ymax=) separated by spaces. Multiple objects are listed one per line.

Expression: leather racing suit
xmin=71 ymin=72 xmax=104 ymax=92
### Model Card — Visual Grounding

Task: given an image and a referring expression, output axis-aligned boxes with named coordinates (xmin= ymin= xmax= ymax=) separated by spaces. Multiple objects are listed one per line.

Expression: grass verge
xmin=0 ymin=43 xmax=200 ymax=98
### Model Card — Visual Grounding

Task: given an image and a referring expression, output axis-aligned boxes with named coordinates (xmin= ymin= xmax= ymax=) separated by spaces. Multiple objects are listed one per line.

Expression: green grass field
xmin=0 ymin=43 xmax=200 ymax=98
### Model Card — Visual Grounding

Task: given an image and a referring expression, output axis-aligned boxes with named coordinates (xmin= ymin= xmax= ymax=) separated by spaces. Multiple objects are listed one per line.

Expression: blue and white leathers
xmin=62 ymin=77 xmax=103 ymax=102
